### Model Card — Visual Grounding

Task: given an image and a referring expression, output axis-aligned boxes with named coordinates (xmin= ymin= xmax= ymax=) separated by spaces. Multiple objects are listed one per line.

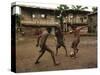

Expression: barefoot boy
xmin=55 ymin=26 xmax=68 ymax=56
xmin=69 ymin=25 xmax=87 ymax=57
xmin=35 ymin=28 xmax=59 ymax=65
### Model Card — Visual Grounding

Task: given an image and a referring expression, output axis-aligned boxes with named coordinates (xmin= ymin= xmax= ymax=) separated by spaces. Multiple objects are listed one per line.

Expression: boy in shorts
xmin=55 ymin=26 xmax=68 ymax=56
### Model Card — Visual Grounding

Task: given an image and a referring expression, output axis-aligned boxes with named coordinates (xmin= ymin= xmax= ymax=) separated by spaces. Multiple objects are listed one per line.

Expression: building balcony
xmin=21 ymin=20 xmax=59 ymax=27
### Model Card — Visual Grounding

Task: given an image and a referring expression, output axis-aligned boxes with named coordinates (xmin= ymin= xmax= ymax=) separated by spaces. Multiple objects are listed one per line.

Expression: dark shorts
xmin=71 ymin=39 xmax=80 ymax=48
xmin=57 ymin=41 xmax=65 ymax=48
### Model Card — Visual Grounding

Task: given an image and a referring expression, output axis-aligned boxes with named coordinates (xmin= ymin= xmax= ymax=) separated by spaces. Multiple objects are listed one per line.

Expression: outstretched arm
xmin=77 ymin=26 xmax=87 ymax=31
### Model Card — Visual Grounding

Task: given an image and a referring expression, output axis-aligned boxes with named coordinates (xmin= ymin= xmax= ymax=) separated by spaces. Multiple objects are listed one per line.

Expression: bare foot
xmin=54 ymin=62 xmax=60 ymax=66
xmin=35 ymin=61 xmax=40 ymax=64
xmin=70 ymin=54 xmax=77 ymax=59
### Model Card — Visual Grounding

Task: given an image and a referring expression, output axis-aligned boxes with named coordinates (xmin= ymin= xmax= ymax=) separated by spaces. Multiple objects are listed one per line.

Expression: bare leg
xmin=62 ymin=44 xmax=68 ymax=56
xmin=71 ymin=42 xmax=78 ymax=58
xmin=70 ymin=47 xmax=77 ymax=58
xmin=75 ymin=48 xmax=79 ymax=53
xmin=35 ymin=50 xmax=45 ymax=64
xmin=47 ymin=48 xmax=60 ymax=66
xmin=75 ymin=40 xmax=80 ymax=53
xmin=72 ymin=47 xmax=78 ymax=58
xmin=56 ymin=46 xmax=59 ymax=56
xmin=56 ymin=44 xmax=60 ymax=56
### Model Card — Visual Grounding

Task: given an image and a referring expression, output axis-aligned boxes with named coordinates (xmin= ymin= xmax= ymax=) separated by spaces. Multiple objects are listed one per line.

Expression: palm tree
xmin=15 ymin=14 xmax=24 ymax=36
xmin=71 ymin=5 xmax=88 ymax=25
xmin=71 ymin=5 xmax=88 ymax=11
xmin=92 ymin=7 xmax=97 ymax=12
xmin=57 ymin=4 xmax=69 ymax=31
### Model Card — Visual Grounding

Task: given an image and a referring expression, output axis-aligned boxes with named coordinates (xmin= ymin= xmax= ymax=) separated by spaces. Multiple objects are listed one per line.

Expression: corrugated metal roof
xmin=11 ymin=2 xmax=91 ymax=13
xmin=88 ymin=12 xmax=97 ymax=16
xmin=11 ymin=2 xmax=56 ymax=10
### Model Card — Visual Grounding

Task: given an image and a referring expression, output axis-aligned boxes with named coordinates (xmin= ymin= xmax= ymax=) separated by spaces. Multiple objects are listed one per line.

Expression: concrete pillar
xmin=51 ymin=27 xmax=55 ymax=35
xmin=12 ymin=6 xmax=21 ymax=15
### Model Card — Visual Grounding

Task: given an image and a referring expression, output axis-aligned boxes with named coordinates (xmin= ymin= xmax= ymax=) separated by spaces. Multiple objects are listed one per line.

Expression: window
xmin=69 ymin=14 xmax=73 ymax=19
xmin=41 ymin=14 xmax=46 ymax=18
xmin=41 ymin=14 xmax=45 ymax=18
xmin=90 ymin=17 xmax=93 ymax=21
xmin=80 ymin=17 xmax=83 ymax=23
xmin=84 ymin=16 xmax=87 ymax=19
xmin=66 ymin=16 xmax=68 ymax=19
xmin=32 ymin=14 xmax=36 ymax=18
xmin=56 ymin=15 xmax=60 ymax=19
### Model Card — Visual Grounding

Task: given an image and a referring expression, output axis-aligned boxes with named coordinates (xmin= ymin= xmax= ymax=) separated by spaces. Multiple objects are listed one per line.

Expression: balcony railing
xmin=21 ymin=20 xmax=59 ymax=26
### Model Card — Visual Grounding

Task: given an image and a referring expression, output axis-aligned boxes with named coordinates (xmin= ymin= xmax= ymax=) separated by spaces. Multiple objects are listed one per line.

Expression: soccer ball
xmin=69 ymin=51 xmax=75 ymax=57
xmin=69 ymin=31 xmax=73 ymax=34
xmin=69 ymin=31 xmax=72 ymax=33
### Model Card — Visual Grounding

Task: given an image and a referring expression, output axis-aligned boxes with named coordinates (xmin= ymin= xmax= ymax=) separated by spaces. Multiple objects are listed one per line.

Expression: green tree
xmin=71 ymin=5 xmax=88 ymax=11
xmin=92 ymin=7 xmax=97 ymax=12
xmin=71 ymin=5 xmax=88 ymax=25
xmin=57 ymin=4 xmax=69 ymax=31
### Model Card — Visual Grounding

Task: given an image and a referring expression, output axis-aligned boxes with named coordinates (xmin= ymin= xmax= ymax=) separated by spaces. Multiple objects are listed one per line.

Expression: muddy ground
xmin=16 ymin=34 xmax=97 ymax=73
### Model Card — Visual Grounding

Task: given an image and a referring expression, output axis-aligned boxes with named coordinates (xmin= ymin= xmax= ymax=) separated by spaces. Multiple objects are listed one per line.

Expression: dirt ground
xmin=16 ymin=34 xmax=97 ymax=73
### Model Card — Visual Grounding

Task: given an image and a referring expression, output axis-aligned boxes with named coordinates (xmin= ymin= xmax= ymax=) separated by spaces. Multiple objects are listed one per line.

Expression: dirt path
xmin=16 ymin=35 xmax=97 ymax=73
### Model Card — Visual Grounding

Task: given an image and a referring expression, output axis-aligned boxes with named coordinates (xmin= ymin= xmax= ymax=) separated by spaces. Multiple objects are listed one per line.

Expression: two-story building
xmin=88 ymin=12 xmax=97 ymax=33
xmin=11 ymin=2 xmax=91 ymax=35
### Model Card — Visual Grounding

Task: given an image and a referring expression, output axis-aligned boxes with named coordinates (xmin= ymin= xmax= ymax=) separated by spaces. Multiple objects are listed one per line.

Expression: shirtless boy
xmin=55 ymin=26 xmax=68 ymax=56
xmin=35 ymin=28 xmax=59 ymax=65
xmin=69 ymin=25 xmax=87 ymax=57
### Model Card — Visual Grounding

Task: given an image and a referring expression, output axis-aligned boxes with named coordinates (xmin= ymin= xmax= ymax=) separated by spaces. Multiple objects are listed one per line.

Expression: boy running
xmin=35 ymin=28 xmax=59 ymax=66
xmin=69 ymin=25 xmax=87 ymax=57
